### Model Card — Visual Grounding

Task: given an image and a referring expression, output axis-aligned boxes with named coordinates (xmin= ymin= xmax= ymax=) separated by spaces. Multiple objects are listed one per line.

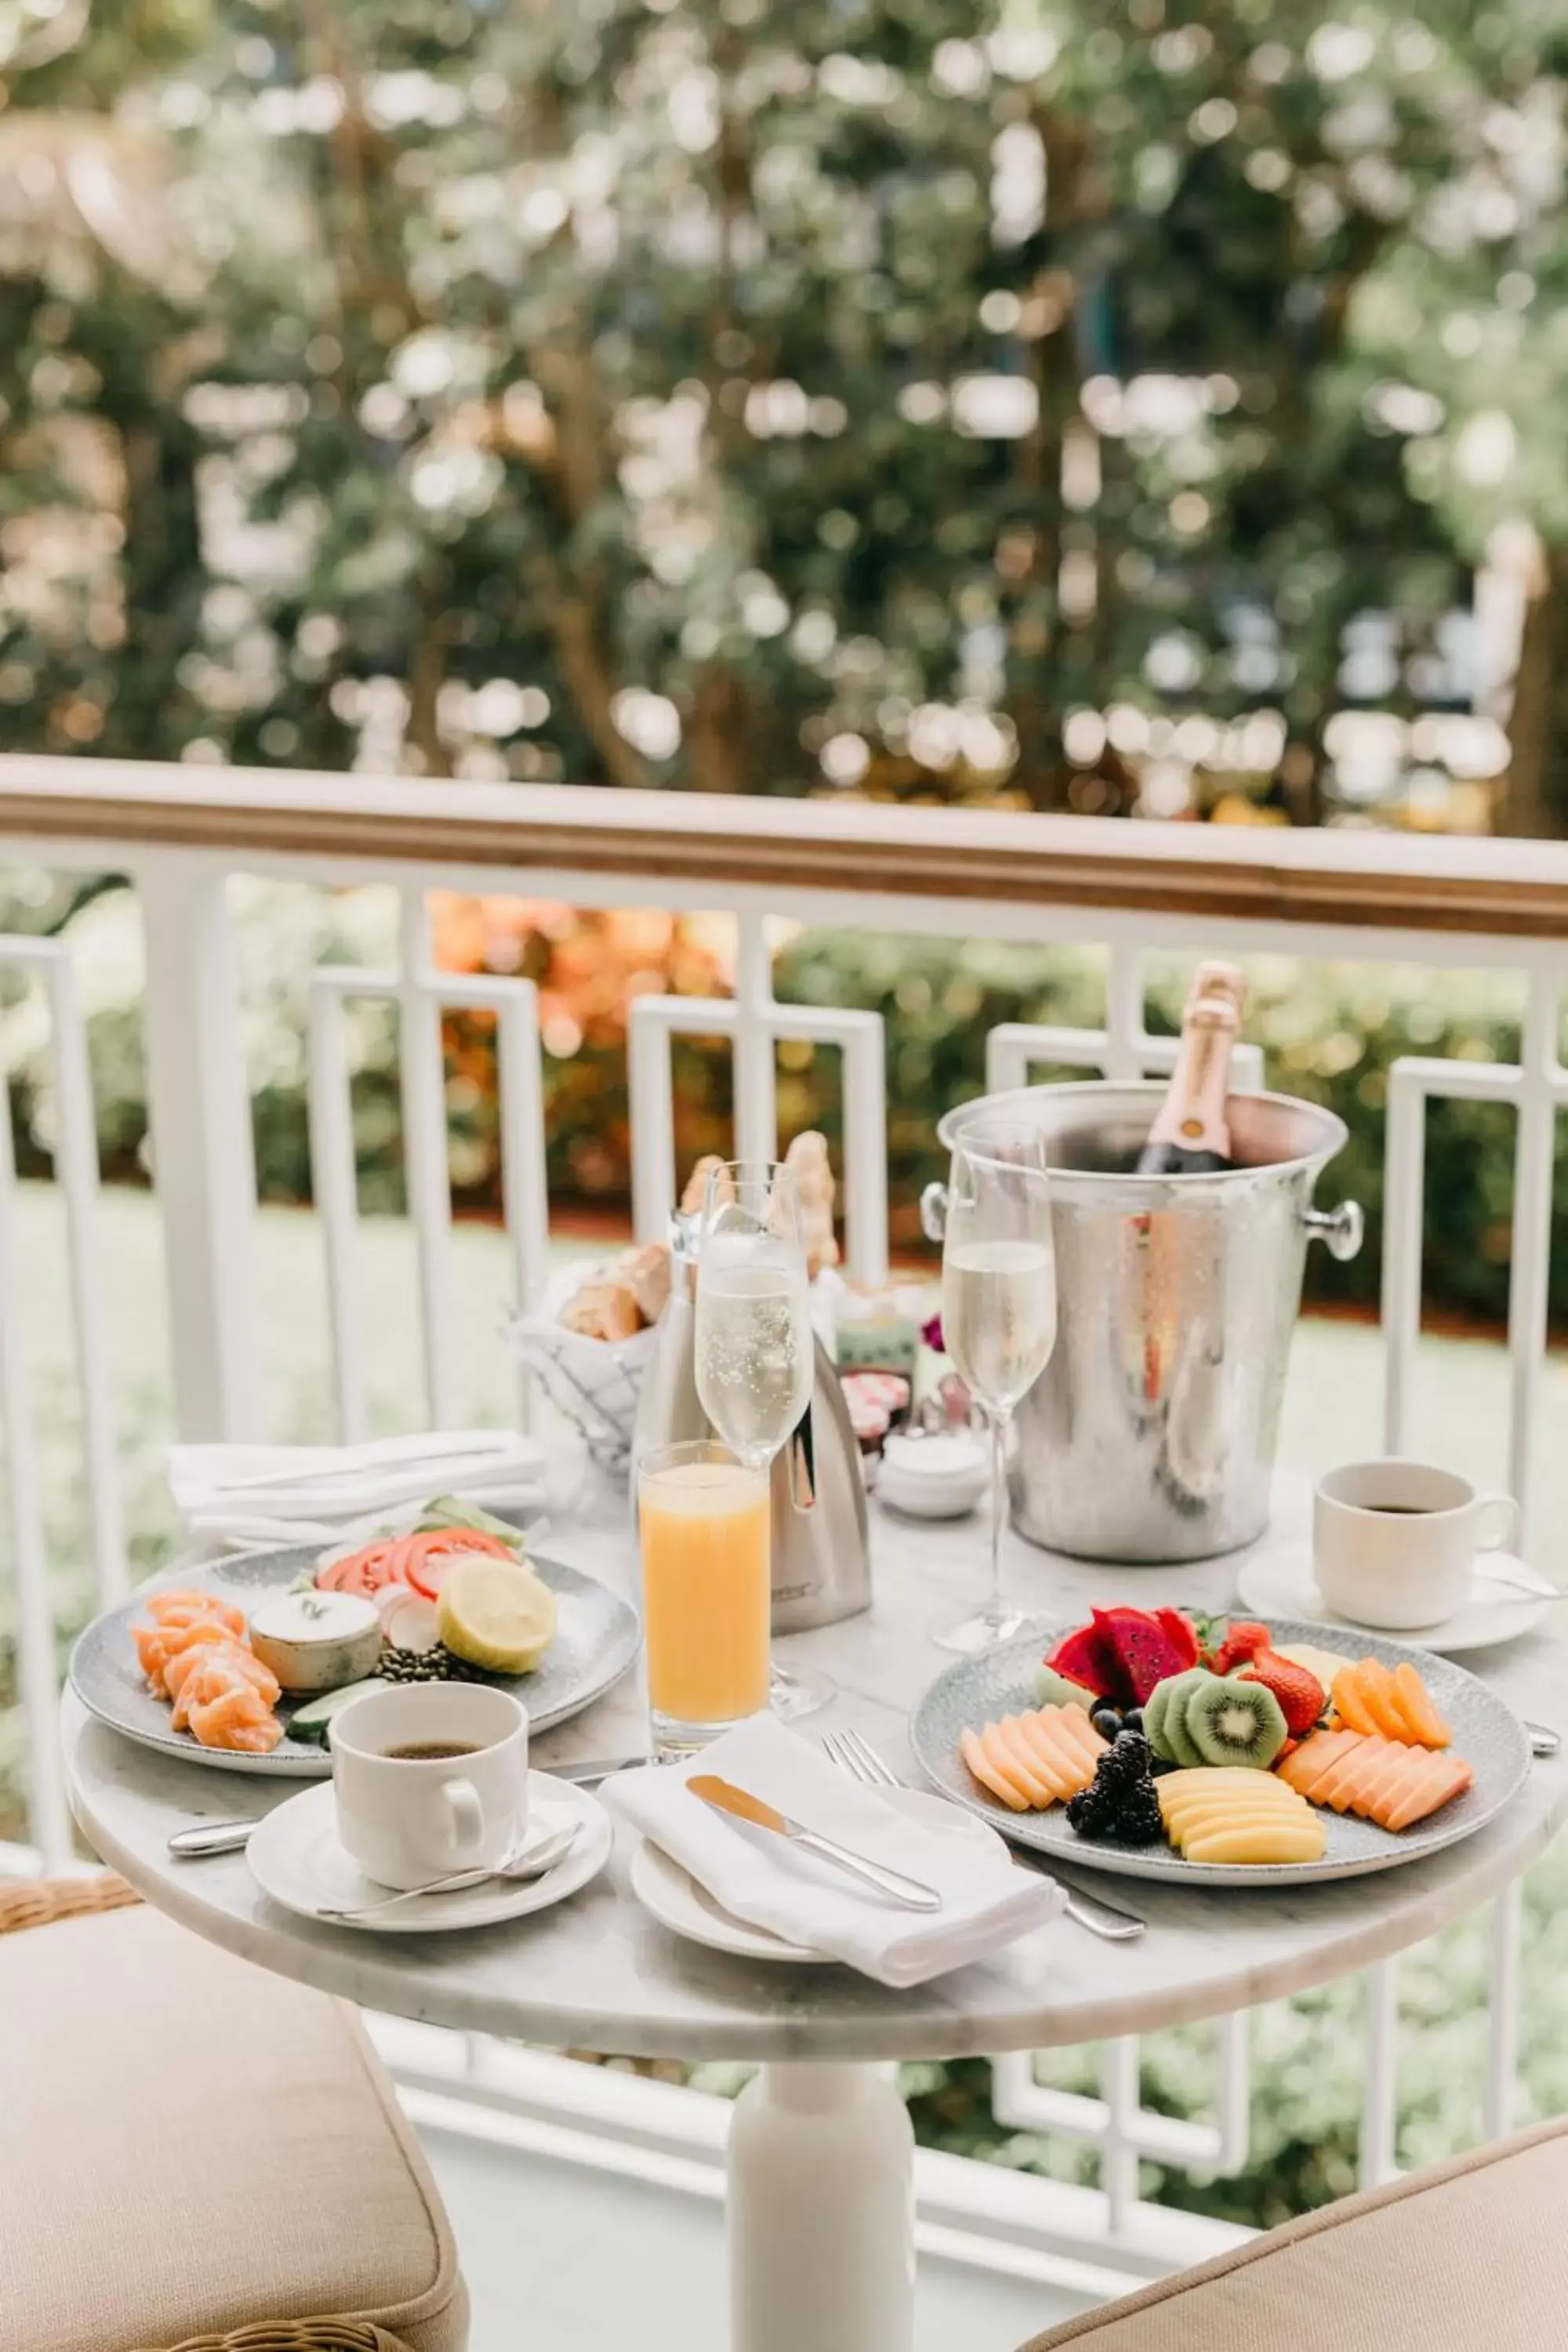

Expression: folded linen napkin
xmin=608 ymin=1715 xmax=1062 ymax=1988
xmin=169 ymin=1432 xmax=546 ymax=1545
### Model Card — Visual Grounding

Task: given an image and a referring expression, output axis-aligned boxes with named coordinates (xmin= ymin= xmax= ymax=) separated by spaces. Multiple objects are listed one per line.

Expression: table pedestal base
xmin=728 ymin=2061 xmax=915 ymax=2352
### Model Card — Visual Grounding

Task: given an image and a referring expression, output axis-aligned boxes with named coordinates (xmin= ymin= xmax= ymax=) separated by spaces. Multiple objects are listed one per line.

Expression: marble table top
xmin=64 ymin=1473 xmax=1568 ymax=2065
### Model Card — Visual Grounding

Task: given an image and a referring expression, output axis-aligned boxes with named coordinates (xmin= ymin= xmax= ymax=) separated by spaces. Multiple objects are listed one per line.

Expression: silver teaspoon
xmin=319 ymin=1820 xmax=581 ymax=1923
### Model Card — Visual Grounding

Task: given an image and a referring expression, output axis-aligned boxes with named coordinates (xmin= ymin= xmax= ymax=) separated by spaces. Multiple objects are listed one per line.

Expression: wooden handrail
xmin=2 ymin=755 xmax=1567 ymax=938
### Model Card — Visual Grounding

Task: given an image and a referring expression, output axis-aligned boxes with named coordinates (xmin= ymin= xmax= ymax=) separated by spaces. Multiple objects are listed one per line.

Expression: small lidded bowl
xmin=875 ymin=1428 xmax=989 ymax=1520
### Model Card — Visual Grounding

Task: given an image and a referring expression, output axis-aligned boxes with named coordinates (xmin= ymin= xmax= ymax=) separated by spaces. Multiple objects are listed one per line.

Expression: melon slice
xmin=1392 ymin=1662 xmax=1452 ymax=1748
xmin=1278 ymin=1728 xmax=1472 ymax=1831
xmin=959 ymin=1705 xmax=1106 ymax=1811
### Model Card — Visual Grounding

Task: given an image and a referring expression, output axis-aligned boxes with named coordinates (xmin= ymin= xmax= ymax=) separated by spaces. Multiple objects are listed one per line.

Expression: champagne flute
xmin=694 ymin=1159 xmax=835 ymax=1720
xmin=934 ymin=1125 xmax=1057 ymax=1653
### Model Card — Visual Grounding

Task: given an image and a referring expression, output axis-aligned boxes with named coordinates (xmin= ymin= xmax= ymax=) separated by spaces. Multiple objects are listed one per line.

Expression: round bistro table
xmin=65 ymin=1480 xmax=1568 ymax=2352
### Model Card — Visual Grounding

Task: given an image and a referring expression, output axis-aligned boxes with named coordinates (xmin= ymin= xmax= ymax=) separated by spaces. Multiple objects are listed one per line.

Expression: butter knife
xmin=689 ymin=1774 xmax=943 ymax=1913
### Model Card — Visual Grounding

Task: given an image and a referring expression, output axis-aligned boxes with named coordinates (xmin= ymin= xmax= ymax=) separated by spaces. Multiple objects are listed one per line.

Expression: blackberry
xmin=1066 ymin=1730 xmax=1163 ymax=1846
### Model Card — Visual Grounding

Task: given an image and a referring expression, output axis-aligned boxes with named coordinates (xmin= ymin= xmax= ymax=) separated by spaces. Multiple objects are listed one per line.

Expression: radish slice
xmin=383 ymin=1592 xmax=441 ymax=1654
xmin=372 ymin=1584 xmax=414 ymax=1635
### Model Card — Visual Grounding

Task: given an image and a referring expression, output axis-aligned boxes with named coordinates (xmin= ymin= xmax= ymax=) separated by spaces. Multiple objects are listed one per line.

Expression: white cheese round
xmin=248 ymin=1589 xmax=383 ymax=1692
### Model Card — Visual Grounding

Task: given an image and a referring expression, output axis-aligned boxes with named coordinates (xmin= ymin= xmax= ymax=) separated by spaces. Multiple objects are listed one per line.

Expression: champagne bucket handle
xmin=1303 ymin=1200 xmax=1364 ymax=1262
xmin=920 ymin=1181 xmax=949 ymax=1243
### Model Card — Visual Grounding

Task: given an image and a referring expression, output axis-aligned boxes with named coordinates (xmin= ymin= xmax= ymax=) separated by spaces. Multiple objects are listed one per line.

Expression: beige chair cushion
xmin=0 ymin=1900 xmax=467 ymax=2352
xmin=1019 ymin=2110 xmax=1568 ymax=2349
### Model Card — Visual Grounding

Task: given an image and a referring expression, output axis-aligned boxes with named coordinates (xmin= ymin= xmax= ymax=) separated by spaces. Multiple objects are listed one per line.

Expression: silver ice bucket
xmin=930 ymin=1082 xmax=1363 ymax=1563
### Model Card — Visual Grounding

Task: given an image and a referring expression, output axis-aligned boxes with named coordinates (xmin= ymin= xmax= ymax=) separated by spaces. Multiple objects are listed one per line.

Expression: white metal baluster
xmin=492 ymin=983 xmax=550 ymax=1316
xmin=38 ymin=949 xmax=125 ymax=1602
xmin=0 ymin=1040 xmax=71 ymax=1867
xmin=1102 ymin=948 xmax=1145 ymax=1081
xmin=139 ymin=861 xmax=262 ymax=1439
xmin=1483 ymin=1888 xmax=1523 ymax=2143
xmin=835 ymin=1013 xmax=888 ymax=1289
xmin=307 ymin=975 xmax=373 ymax=1444
xmin=1099 ymin=2039 xmax=1142 ymax=2237
xmin=1359 ymin=1961 xmax=1400 ymax=2190
xmin=437 ymin=975 xmax=550 ymax=1426
xmin=1381 ymin=1063 xmax=1428 ymax=1455
xmin=732 ymin=919 xmax=779 ymax=1169
xmin=628 ymin=997 xmax=688 ymax=1244
xmin=397 ymin=890 xmax=455 ymax=1427
xmin=1505 ymin=971 xmax=1559 ymax=1533
xmin=1209 ymin=2011 xmax=1252 ymax=2179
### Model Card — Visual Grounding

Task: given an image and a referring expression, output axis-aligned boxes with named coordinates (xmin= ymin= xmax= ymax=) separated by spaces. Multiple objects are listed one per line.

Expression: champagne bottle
xmin=1136 ymin=972 xmax=1246 ymax=1175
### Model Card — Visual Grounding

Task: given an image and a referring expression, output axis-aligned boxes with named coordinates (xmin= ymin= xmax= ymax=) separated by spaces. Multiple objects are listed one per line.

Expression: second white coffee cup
xmin=329 ymin=1682 xmax=529 ymax=1889
xmin=1313 ymin=1458 xmax=1519 ymax=1632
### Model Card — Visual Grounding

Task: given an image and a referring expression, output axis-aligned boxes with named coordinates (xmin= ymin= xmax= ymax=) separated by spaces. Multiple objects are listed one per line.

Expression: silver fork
xmin=820 ymin=1729 xmax=1146 ymax=1944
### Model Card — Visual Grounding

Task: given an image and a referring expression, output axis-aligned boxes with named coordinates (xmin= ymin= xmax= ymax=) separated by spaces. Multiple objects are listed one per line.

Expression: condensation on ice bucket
xmin=931 ymin=1082 xmax=1363 ymax=1564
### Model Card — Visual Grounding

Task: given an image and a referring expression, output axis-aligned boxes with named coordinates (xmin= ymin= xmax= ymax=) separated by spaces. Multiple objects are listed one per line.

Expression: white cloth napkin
xmin=169 ymin=1432 xmax=546 ymax=1547
xmin=608 ymin=1716 xmax=1062 ymax=1989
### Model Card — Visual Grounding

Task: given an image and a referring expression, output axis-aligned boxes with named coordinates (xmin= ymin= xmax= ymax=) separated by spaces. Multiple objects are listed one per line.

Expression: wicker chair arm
xmin=0 ymin=1871 xmax=140 ymax=1935
xmin=154 ymin=2329 xmax=416 ymax=2351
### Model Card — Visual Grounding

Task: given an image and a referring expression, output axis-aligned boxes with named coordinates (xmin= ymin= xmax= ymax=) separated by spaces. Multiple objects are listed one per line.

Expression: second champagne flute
xmin=935 ymin=1124 xmax=1057 ymax=1653
xmin=694 ymin=1158 xmax=836 ymax=1720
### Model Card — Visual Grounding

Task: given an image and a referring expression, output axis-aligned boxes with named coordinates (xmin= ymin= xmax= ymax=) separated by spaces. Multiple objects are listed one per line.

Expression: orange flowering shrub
xmin=428 ymin=894 xmax=735 ymax=1210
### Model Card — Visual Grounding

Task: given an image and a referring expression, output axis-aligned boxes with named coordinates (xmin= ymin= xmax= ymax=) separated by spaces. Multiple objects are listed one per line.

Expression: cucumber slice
xmin=287 ymin=1679 xmax=384 ymax=1745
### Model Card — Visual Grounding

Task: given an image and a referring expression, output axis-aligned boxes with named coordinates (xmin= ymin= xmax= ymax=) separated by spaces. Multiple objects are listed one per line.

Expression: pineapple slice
xmin=1157 ymin=1768 xmax=1326 ymax=1865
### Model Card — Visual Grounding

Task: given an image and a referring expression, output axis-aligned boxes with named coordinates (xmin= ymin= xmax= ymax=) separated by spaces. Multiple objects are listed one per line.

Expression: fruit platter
xmin=910 ymin=1604 xmax=1531 ymax=1888
xmin=68 ymin=1500 xmax=641 ymax=1779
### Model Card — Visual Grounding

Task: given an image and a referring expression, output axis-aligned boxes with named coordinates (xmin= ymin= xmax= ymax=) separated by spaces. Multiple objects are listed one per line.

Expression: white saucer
xmin=628 ymin=1788 xmax=1004 ymax=1965
xmin=247 ymin=1770 xmax=611 ymax=1933
xmin=1235 ymin=1546 xmax=1559 ymax=1657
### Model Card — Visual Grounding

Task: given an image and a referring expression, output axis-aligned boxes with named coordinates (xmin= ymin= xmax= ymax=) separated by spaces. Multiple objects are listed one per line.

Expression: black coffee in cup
xmin=383 ymin=1740 xmax=481 ymax=1762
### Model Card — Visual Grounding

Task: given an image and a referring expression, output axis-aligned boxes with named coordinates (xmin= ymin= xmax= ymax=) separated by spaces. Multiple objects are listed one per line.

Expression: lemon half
xmin=437 ymin=1559 xmax=557 ymax=1675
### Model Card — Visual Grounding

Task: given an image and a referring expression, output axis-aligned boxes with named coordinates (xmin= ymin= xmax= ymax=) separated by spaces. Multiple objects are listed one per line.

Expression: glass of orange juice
xmin=637 ymin=1439 xmax=772 ymax=1754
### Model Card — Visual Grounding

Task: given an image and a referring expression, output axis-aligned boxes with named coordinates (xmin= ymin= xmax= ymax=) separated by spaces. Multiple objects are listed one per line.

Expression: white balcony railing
xmin=2 ymin=752 xmax=1566 ymax=2294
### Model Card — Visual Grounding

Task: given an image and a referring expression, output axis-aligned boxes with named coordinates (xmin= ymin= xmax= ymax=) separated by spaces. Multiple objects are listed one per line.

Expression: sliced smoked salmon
xmin=186 ymin=1681 xmax=284 ymax=1753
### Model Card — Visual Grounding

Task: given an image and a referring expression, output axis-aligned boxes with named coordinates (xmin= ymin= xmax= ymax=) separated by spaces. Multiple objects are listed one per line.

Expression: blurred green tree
xmin=0 ymin=0 xmax=1549 ymax=824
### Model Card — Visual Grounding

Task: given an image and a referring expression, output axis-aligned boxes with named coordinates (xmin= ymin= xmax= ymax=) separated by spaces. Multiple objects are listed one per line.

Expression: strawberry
xmin=1242 ymin=1650 xmax=1327 ymax=1740
xmin=1210 ymin=1618 xmax=1272 ymax=1675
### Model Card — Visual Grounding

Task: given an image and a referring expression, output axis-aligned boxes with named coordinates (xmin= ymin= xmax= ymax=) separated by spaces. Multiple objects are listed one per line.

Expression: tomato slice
xmin=401 ymin=1526 xmax=515 ymax=1600
xmin=318 ymin=1526 xmax=514 ymax=1599
xmin=315 ymin=1540 xmax=401 ymax=1596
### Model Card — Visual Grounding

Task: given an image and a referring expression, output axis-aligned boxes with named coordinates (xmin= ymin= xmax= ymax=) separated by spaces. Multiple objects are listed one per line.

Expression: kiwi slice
xmin=1185 ymin=1675 xmax=1288 ymax=1770
xmin=1149 ymin=1669 xmax=1210 ymax=1767
xmin=1033 ymin=1664 xmax=1096 ymax=1712
xmin=1142 ymin=1677 xmax=1174 ymax=1754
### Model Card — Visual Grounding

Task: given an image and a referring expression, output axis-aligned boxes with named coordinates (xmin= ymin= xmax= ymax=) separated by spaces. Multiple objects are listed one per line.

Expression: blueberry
xmin=1123 ymin=1707 xmax=1145 ymax=1735
xmin=1090 ymin=1704 xmax=1123 ymax=1740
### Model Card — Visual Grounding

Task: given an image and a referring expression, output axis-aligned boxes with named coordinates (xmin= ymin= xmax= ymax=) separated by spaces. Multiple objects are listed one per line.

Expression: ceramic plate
xmin=629 ymin=1788 xmax=1007 ymax=1964
xmin=68 ymin=1544 xmax=641 ymax=1778
xmin=910 ymin=1617 xmax=1531 ymax=1889
xmin=246 ymin=1772 xmax=610 ymax=1932
xmin=1235 ymin=1545 xmax=1559 ymax=1657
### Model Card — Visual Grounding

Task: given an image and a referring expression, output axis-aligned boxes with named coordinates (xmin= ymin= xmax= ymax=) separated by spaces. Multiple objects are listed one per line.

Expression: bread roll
xmin=621 ymin=1241 xmax=671 ymax=1326
xmin=786 ymin=1129 xmax=840 ymax=1276
xmin=560 ymin=1278 xmax=641 ymax=1343
xmin=681 ymin=1154 xmax=734 ymax=1214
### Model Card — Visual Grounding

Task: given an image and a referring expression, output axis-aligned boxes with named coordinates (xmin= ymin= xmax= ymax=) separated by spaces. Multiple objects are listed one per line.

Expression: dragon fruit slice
xmin=1044 ymin=1617 xmax=1127 ymax=1705
xmin=1094 ymin=1606 xmax=1192 ymax=1707
xmin=1154 ymin=1607 xmax=1200 ymax=1671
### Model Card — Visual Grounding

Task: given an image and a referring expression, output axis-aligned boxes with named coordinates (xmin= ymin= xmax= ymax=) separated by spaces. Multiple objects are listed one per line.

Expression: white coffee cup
xmin=329 ymin=1682 xmax=529 ymax=1889
xmin=1313 ymin=1459 xmax=1520 ymax=1632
